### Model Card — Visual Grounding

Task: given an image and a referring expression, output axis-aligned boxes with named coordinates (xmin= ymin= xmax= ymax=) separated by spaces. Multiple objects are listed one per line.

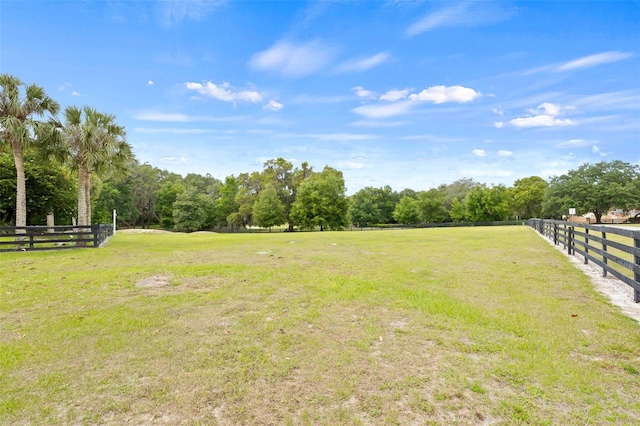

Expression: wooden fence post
xmin=568 ymin=225 xmax=573 ymax=255
xmin=553 ymin=223 xmax=558 ymax=245
xmin=584 ymin=228 xmax=589 ymax=264
xmin=634 ymin=234 xmax=640 ymax=303
xmin=602 ymin=230 xmax=608 ymax=278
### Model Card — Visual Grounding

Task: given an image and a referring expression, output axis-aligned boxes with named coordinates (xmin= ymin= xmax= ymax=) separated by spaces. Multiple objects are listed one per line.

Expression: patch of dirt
xmin=136 ymin=275 xmax=171 ymax=288
xmin=118 ymin=229 xmax=173 ymax=234
xmin=533 ymin=231 xmax=640 ymax=323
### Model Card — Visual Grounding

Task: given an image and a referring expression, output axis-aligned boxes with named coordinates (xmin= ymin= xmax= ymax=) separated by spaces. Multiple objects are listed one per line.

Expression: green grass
xmin=1 ymin=227 xmax=639 ymax=425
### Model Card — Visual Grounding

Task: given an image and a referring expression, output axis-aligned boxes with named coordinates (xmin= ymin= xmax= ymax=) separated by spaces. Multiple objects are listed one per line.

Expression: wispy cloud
xmin=352 ymin=100 xmax=414 ymax=119
xmin=336 ymin=52 xmax=390 ymax=73
xmin=556 ymin=138 xmax=591 ymax=148
xmin=406 ymin=1 xmax=515 ymax=37
xmin=556 ymin=51 xmax=633 ymax=72
xmin=132 ymin=111 xmax=244 ymax=122
xmin=158 ymin=0 xmax=227 ymax=28
xmin=160 ymin=156 xmax=190 ymax=165
xmin=523 ymin=51 xmax=634 ymax=75
xmin=276 ymin=132 xmax=380 ymax=142
xmin=380 ymin=89 xmax=410 ymax=102
xmin=497 ymin=150 xmax=513 ymax=157
xmin=472 ymin=149 xmax=487 ymax=157
xmin=352 ymin=86 xmax=376 ymax=98
xmin=263 ymin=100 xmax=283 ymax=112
xmin=185 ymin=81 xmax=262 ymax=104
xmin=352 ymin=119 xmax=407 ymax=128
xmin=250 ymin=39 xmax=336 ymax=78
xmin=134 ymin=127 xmax=214 ymax=134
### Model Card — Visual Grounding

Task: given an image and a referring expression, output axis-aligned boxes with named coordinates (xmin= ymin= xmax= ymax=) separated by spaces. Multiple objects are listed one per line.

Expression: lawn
xmin=1 ymin=227 xmax=639 ymax=425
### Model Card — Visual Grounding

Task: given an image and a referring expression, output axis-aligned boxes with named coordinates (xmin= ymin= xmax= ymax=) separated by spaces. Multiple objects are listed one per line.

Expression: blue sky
xmin=2 ymin=0 xmax=639 ymax=193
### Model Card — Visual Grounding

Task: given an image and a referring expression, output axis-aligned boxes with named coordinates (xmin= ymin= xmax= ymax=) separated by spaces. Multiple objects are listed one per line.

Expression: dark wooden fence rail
xmin=527 ymin=219 xmax=640 ymax=303
xmin=0 ymin=224 xmax=113 ymax=252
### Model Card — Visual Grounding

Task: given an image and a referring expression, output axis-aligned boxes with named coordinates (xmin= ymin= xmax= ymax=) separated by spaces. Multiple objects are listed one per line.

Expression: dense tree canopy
xmin=543 ymin=160 xmax=640 ymax=223
xmin=252 ymin=183 xmax=286 ymax=230
xmin=465 ymin=185 xmax=511 ymax=222
xmin=392 ymin=196 xmax=420 ymax=225
xmin=291 ymin=166 xmax=349 ymax=231
xmin=416 ymin=189 xmax=448 ymax=223
xmin=511 ymin=176 xmax=547 ymax=219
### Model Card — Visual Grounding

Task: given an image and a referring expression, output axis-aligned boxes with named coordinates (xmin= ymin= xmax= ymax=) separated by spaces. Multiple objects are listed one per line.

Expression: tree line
xmin=2 ymin=74 xmax=639 ymax=232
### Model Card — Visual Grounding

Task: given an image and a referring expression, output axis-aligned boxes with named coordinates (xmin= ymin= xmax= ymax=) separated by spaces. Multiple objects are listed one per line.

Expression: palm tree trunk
xmin=85 ymin=173 xmax=92 ymax=226
xmin=11 ymin=141 xmax=26 ymax=241
xmin=77 ymin=167 xmax=88 ymax=227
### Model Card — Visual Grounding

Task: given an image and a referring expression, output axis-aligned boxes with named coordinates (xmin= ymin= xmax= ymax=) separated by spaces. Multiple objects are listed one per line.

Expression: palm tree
xmin=0 ymin=74 xmax=59 ymax=237
xmin=56 ymin=106 xmax=132 ymax=228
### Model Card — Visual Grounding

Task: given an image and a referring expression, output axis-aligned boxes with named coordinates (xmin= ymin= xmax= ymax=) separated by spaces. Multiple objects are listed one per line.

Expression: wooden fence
xmin=527 ymin=219 xmax=640 ymax=303
xmin=0 ymin=224 xmax=113 ymax=252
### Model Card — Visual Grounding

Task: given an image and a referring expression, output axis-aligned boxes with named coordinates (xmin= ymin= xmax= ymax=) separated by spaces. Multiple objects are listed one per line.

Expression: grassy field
xmin=1 ymin=227 xmax=639 ymax=425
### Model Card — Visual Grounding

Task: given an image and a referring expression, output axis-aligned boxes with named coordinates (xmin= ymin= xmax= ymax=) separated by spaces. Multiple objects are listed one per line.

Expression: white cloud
xmin=148 ymin=80 xmax=154 ymax=85
xmin=472 ymin=149 xmax=487 ymax=157
xmin=336 ymin=52 xmax=389 ymax=73
xmin=509 ymin=102 xmax=576 ymax=128
xmin=351 ymin=85 xmax=480 ymax=120
xmin=409 ymin=85 xmax=480 ymax=104
xmin=494 ymin=121 xmax=504 ymax=129
xmin=352 ymin=100 xmax=414 ymax=119
xmin=492 ymin=108 xmax=504 ymax=115
xmin=263 ymin=100 xmax=283 ymax=112
xmin=592 ymin=145 xmax=600 ymax=154
xmin=556 ymin=138 xmax=590 ymax=148
xmin=250 ymin=39 xmax=336 ymax=78
xmin=352 ymin=86 xmax=375 ymax=98
xmin=160 ymin=156 xmax=189 ymax=165
xmin=537 ymin=102 xmax=562 ymax=116
xmin=71 ymin=91 xmax=81 ymax=96
xmin=380 ymin=89 xmax=409 ymax=102
xmin=510 ymin=115 xmax=575 ymax=128
xmin=406 ymin=1 xmax=514 ymax=36
xmin=555 ymin=51 xmax=633 ymax=72
xmin=497 ymin=150 xmax=513 ymax=157
xmin=523 ymin=51 xmax=634 ymax=75
xmin=185 ymin=81 xmax=262 ymax=104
